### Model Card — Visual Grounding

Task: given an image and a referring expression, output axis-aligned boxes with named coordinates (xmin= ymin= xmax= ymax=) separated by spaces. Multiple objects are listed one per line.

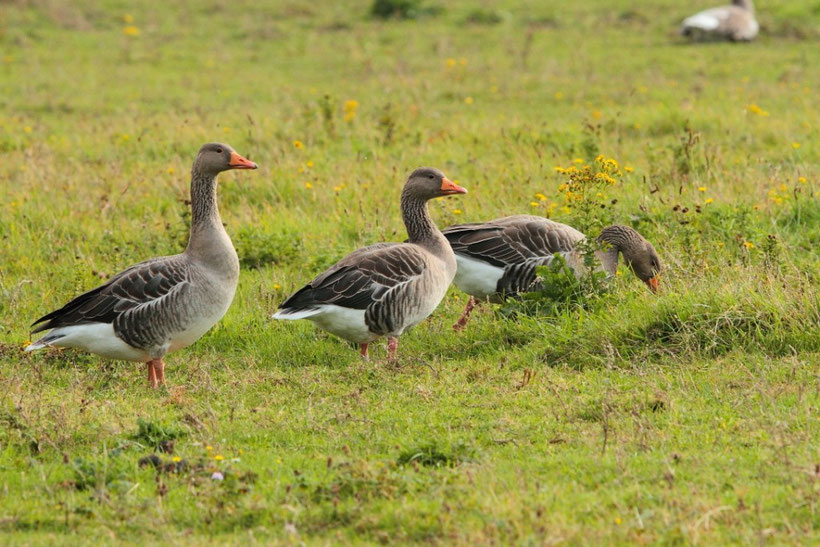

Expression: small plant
xmin=552 ymin=154 xmax=621 ymax=234
xmin=370 ymin=0 xmax=441 ymax=20
xmin=499 ymin=252 xmax=610 ymax=318
xmin=396 ymin=441 xmax=473 ymax=468
xmin=130 ymin=418 xmax=186 ymax=452
xmin=318 ymin=94 xmax=336 ymax=137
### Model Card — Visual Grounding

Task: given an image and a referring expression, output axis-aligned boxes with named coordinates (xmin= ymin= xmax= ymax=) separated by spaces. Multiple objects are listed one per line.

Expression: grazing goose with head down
xmin=681 ymin=0 xmax=758 ymax=42
xmin=274 ymin=168 xmax=467 ymax=359
xmin=26 ymin=143 xmax=258 ymax=387
xmin=442 ymin=216 xmax=661 ymax=330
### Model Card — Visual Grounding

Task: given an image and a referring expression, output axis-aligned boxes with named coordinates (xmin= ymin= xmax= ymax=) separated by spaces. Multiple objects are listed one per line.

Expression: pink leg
xmin=360 ymin=343 xmax=369 ymax=360
xmin=154 ymin=359 xmax=166 ymax=387
xmin=453 ymin=296 xmax=478 ymax=331
xmin=146 ymin=360 xmax=158 ymax=388
xmin=387 ymin=336 xmax=398 ymax=361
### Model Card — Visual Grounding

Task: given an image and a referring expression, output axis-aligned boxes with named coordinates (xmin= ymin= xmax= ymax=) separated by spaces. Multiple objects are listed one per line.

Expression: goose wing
xmin=31 ymin=256 xmax=191 ymax=336
xmin=443 ymin=215 xmax=584 ymax=267
xmin=278 ymin=243 xmax=428 ymax=312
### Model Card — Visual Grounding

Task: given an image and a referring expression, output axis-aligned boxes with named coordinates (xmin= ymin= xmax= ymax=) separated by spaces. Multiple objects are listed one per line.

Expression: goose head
xmin=403 ymin=167 xmax=467 ymax=200
xmin=194 ymin=142 xmax=258 ymax=176
xmin=598 ymin=225 xmax=661 ymax=292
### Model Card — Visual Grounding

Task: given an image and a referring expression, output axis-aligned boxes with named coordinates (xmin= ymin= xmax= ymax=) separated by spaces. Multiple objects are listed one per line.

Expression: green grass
xmin=1 ymin=0 xmax=818 ymax=543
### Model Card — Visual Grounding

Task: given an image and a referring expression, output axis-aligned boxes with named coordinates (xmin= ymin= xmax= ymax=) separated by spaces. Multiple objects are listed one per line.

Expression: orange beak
xmin=228 ymin=151 xmax=258 ymax=170
xmin=440 ymin=177 xmax=467 ymax=195
xmin=646 ymin=276 xmax=659 ymax=293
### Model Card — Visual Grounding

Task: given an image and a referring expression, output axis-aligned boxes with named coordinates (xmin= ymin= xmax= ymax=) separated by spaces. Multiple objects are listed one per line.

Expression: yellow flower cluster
xmin=548 ymin=154 xmax=624 ymax=218
xmin=343 ymin=100 xmax=359 ymax=122
xmin=745 ymin=103 xmax=769 ymax=117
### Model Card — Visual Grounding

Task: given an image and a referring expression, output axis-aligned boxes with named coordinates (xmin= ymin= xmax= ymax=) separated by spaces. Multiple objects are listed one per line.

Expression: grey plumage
xmin=444 ymin=217 xmax=662 ymax=329
xmin=275 ymin=168 xmax=467 ymax=358
xmin=26 ymin=142 xmax=258 ymax=386
xmin=681 ymin=0 xmax=759 ymax=41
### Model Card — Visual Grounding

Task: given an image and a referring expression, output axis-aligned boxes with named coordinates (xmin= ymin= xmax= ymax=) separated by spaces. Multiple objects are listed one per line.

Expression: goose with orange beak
xmin=443 ymin=219 xmax=661 ymax=330
xmin=275 ymin=168 xmax=467 ymax=359
xmin=26 ymin=143 xmax=257 ymax=387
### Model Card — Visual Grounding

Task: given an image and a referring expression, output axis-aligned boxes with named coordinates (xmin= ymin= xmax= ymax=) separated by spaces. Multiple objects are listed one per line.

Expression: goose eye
xmin=428 ymin=174 xmax=434 ymax=179
xmin=216 ymin=148 xmax=223 ymax=154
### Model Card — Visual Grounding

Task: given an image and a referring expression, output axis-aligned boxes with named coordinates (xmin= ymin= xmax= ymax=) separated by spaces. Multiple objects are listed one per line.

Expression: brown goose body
xmin=443 ymin=216 xmax=661 ymax=329
xmin=25 ymin=143 xmax=258 ymax=387
xmin=274 ymin=168 xmax=466 ymax=358
xmin=681 ymin=0 xmax=758 ymax=41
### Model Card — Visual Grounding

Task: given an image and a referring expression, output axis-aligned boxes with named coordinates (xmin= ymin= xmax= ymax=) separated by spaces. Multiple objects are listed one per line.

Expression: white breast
xmin=452 ymin=254 xmax=504 ymax=300
xmin=34 ymin=323 xmax=150 ymax=362
xmin=275 ymin=305 xmax=375 ymax=344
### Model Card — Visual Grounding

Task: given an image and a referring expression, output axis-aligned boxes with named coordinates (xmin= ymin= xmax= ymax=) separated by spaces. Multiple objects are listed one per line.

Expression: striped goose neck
xmin=400 ymin=191 xmax=450 ymax=258
xmin=189 ymin=170 xmax=220 ymax=227
xmin=185 ymin=169 xmax=231 ymax=260
xmin=595 ymin=225 xmax=644 ymax=275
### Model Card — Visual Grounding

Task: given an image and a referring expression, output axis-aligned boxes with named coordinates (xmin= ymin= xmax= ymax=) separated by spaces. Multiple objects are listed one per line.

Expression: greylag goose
xmin=274 ymin=168 xmax=467 ymax=359
xmin=442 ymin=216 xmax=661 ymax=330
xmin=681 ymin=0 xmax=758 ymax=41
xmin=25 ymin=143 xmax=258 ymax=387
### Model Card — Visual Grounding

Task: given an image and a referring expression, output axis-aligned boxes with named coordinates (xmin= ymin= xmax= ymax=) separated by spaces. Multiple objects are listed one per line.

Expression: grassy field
xmin=1 ymin=0 xmax=819 ymax=543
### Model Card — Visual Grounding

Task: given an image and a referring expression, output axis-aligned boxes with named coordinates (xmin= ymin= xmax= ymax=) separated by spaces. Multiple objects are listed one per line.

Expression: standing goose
xmin=442 ymin=216 xmax=661 ymax=330
xmin=274 ymin=168 xmax=467 ymax=359
xmin=681 ymin=0 xmax=758 ymax=42
xmin=25 ymin=143 xmax=258 ymax=387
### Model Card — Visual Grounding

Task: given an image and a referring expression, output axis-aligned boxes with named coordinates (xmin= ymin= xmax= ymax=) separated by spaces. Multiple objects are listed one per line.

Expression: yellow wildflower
xmin=206 ymin=445 xmax=213 ymax=451
xmin=304 ymin=182 xmax=313 ymax=189
xmin=561 ymin=206 xmax=572 ymax=214
xmin=743 ymin=241 xmax=755 ymax=249
xmin=172 ymin=456 xmax=182 ymax=462
xmin=624 ymin=166 xmax=634 ymax=173
xmin=535 ymin=193 xmax=547 ymax=201
xmin=554 ymin=166 xmax=565 ymax=173
xmin=306 ymin=160 xmax=314 ymax=168
xmin=24 ymin=126 xmax=32 ymax=134
xmin=698 ymin=186 xmax=706 ymax=192
xmin=594 ymin=154 xmax=604 ymax=163
xmin=557 ymin=183 xmax=569 ymax=192
xmin=745 ymin=103 xmax=769 ymax=116
xmin=705 ymin=198 xmax=714 ymax=204
xmin=554 ymin=91 xmax=564 ymax=100
xmin=166 ymin=166 xmax=175 ymax=174
xmin=214 ymin=454 xmax=224 ymax=461
xmin=458 ymin=58 xmax=467 ymax=66
xmin=592 ymin=110 xmax=603 ymax=120
xmin=333 ymin=185 xmax=343 ymax=192
xmin=464 ymin=96 xmax=474 ymax=105
xmin=445 ymin=58 xmax=456 ymax=68
xmin=530 ymin=201 xmax=539 ymax=207
xmin=222 ymin=127 xmax=230 ymax=134
xmin=572 ymin=158 xmax=584 ymax=164
xmin=273 ymin=283 xmax=281 ymax=290
xmin=452 ymin=209 xmax=462 ymax=215
xmin=797 ymin=176 xmax=806 ymax=184
xmin=122 ymin=25 xmax=141 ymax=36
xmin=779 ymin=183 xmax=788 ymax=192
xmin=292 ymin=140 xmax=304 ymax=149
xmin=343 ymin=99 xmax=359 ymax=122
xmin=792 ymin=142 xmax=801 ymax=149
xmin=615 ymin=517 xmax=622 ymax=525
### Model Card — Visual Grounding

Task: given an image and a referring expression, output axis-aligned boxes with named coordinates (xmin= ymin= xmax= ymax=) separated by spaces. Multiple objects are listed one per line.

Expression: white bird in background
xmin=681 ymin=0 xmax=759 ymax=42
